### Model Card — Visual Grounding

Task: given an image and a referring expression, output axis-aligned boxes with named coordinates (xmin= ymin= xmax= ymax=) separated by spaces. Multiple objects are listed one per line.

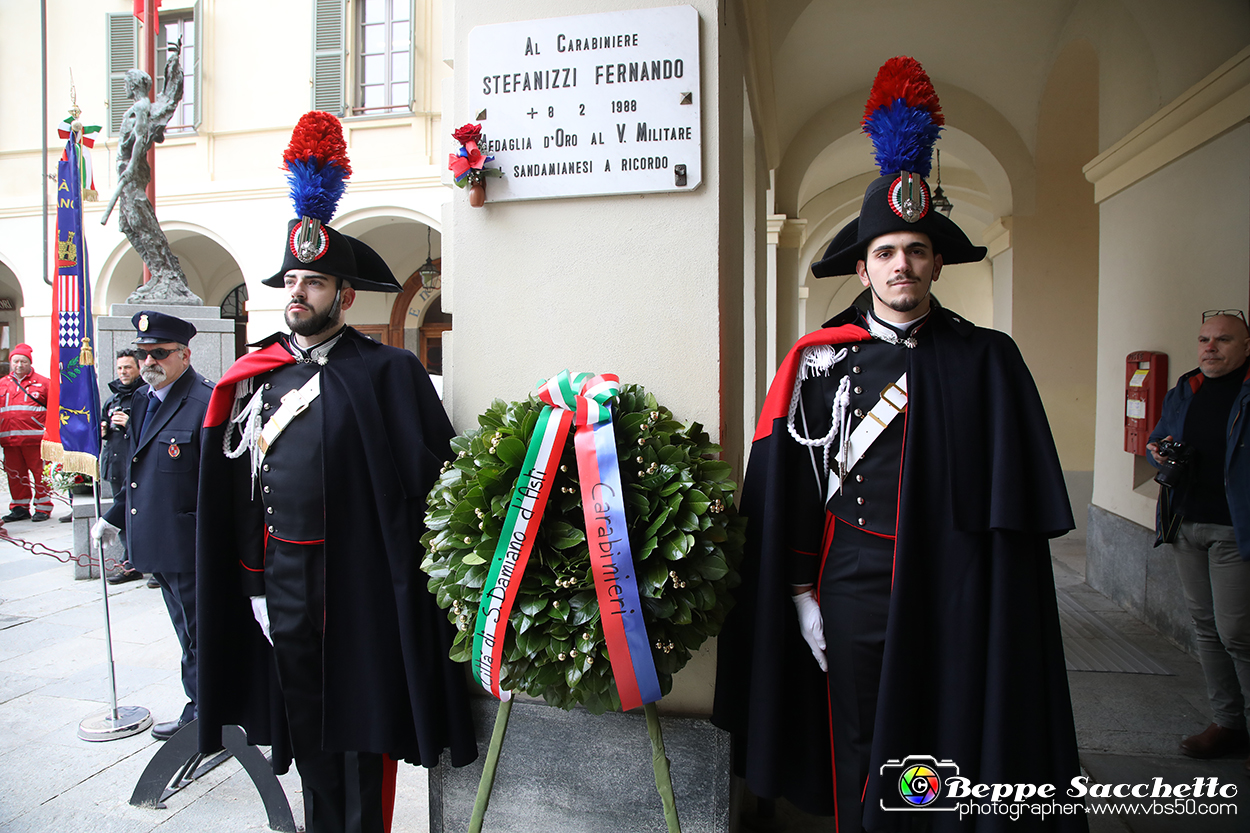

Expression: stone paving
xmin=0 ymin=495 xmax=1246 ymax=832
xmin=0 ymin=496 xmax=430 ymax=832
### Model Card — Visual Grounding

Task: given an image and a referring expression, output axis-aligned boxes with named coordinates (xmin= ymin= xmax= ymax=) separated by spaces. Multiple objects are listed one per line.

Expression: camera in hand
xmin=104 ymin=407 xmax=130 ymax=437
xmin=1154 ymin=438 xmax=1195 ymax=489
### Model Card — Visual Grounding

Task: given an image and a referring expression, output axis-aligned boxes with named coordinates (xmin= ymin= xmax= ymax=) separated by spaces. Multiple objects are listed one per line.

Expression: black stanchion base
xmin=129 ymin=720 xmax=297 ymax=832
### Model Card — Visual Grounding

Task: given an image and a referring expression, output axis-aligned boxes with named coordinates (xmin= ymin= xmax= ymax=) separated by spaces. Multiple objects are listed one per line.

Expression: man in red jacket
xmin=0 ymin=344 xmax=52 ymax=522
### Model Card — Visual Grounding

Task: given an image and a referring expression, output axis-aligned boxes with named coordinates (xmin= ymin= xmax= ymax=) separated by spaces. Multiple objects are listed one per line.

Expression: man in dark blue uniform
xmin=93 ymin=311 xmax=213 ymax=740
xmin=714 ymin=58 xmax=1083 ymax=832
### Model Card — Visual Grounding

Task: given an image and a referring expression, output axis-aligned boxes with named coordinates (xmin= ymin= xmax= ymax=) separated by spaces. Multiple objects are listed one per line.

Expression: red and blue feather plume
xmin=861 ymin=57 xmax=944 ymax=179
xmin=283 ymin=111 xmax=352 ymax=222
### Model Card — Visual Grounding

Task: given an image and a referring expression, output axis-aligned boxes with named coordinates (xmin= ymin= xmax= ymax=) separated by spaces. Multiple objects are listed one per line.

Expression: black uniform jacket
xmin=103 ymin=367 xmax=213 ymax=573
xmin=712 ymin=306 xmax=1084 ymax=831
xmin=195 ymin=328 xmax=477 ymax=772
xmin=100 ymin=376 xmax=144 ymax=491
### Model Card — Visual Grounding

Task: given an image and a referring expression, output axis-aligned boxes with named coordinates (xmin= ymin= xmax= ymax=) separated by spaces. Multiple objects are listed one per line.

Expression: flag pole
xmin=78 ymin=464 xmax=153 ymax=741
xmin=51 ymin=113 xmax=152 ymax=741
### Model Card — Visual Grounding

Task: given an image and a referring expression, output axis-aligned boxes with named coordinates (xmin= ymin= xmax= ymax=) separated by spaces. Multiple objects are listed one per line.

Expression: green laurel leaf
xmin=420 ymin=384 xmax=746 ymax=711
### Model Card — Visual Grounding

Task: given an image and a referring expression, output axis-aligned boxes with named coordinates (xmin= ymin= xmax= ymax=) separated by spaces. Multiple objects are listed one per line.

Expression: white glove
xmin=251 ymin=596 xmax=273 ymax=646
xmin=91 ymin=517 xmax=120 ymax=545
xmin=792 ymin=589 xmax=827 ymax=672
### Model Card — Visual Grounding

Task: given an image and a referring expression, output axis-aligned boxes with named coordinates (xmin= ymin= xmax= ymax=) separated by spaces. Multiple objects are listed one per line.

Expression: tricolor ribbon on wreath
xmin=471 ymin=370 xmax=663 ymax=711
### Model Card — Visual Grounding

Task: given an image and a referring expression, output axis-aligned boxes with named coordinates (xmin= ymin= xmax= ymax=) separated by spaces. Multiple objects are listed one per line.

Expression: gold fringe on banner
xmin=42 ymin=440 xmax=99 ymax=480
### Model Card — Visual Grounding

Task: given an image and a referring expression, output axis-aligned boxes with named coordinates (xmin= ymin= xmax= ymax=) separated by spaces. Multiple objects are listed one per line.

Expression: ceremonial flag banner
xmin=133 ymin=0 xmax=162 ymax=23
xmin=58 ymin=118 xmax=101 ymax=201
xmin=42 ymin=131 xmax=101 ymax=475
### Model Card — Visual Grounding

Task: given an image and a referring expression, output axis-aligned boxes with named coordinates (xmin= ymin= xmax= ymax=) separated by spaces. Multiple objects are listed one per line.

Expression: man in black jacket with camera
xmin=100 ymin=349 xmax=144 ymax=582
xmin=100 ymin=349 xmax=142 ymax=495
xmin=1148 ymin=311 xmax=1250 ymax=769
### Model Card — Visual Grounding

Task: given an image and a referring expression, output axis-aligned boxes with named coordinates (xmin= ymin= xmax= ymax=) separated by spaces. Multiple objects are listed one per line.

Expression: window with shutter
xmin=353 ymin=0 xmax=413 ymax=115
xmin=313 ymin=0 xmax=347 ymax=115
xmin=156 ymin=6 xmax=199 ymax=133
xmin=106 ymin=13 xmax=140 ymax=137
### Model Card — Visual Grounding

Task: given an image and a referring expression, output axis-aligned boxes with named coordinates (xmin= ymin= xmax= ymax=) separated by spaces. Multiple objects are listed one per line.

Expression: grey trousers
xmin=1172 ymin=521 xmax=1250 ymax=729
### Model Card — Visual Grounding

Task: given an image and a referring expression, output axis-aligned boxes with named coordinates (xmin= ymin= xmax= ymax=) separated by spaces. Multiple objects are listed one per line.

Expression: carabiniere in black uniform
xmin=258 ymin=338 xmax=329 ymax=547
xmin=247 ymin=330 xmax=390 ymax=829
xmin=785 ymin=306 xmax=927 ymax=819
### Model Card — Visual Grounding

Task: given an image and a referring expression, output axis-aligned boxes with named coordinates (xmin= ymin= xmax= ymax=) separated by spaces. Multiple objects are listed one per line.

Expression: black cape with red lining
xmin=195 ymin=328 xmax=477 ymax=772
xmin=712 ymin=305 xmax=1086 ymax=831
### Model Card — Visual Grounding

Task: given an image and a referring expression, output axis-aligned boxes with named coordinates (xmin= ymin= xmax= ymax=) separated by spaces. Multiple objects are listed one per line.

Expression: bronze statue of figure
xmin=102 ymin=39 xmax=202 ymax=306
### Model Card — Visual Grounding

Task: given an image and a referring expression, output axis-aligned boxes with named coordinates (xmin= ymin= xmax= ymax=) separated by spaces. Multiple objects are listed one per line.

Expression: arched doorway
xmin=416 ymin=295 xmax=449 ymax=375
xmin=387 ymin=260 xmax=448 ymax=379
xmin=0 ymin=259 xmax=22 ymax=371
xmin=220 ymin=283 xmax=248 ymax=358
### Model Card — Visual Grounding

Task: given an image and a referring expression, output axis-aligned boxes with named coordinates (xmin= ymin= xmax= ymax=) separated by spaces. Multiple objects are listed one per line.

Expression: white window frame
xmin=353 ymin=0 xmax=413 ymax=116
xmin=311 ymin=0 xmax=417 ymax=118
xmin=156 ymin=5 xmax=202 ymax=134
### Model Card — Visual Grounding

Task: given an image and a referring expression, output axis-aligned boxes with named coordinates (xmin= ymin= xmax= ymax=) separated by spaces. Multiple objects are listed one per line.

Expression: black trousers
xmin=265 ymin=538 xmax=384 ymax=833
xmin=152 ymin=571 xmax=197 ymax=722
xmin=820 ymin=519 xmax=895 ymax=833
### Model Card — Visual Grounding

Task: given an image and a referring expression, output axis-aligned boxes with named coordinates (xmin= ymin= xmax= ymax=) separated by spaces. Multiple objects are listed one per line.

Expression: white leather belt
xmin=827 ymin=372 xmax=908 ymax=498
xmin=257 ymin=373 xmax=321 ymax=456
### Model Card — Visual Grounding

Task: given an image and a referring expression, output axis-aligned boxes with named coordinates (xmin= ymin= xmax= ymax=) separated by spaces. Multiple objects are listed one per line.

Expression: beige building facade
xmin=0 ymin=0 xmax=451 ymax=380
xmin=1 ymin=1 xmax=1248 ymax=713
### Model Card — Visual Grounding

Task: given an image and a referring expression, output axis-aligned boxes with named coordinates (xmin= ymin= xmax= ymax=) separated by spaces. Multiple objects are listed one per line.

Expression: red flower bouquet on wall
xmin=449 ymin=123 xmax=502 ymax=206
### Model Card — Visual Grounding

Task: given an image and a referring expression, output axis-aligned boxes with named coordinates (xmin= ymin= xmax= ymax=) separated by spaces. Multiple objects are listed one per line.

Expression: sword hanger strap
xmin=257 ymin=372 xmax=321 ymax=455
xmin=827 ymin=371 xmax=908 ymax=499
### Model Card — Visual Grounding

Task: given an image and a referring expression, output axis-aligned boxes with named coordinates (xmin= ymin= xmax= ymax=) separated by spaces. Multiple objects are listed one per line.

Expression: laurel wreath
xmin=421 ymin=384 xmax=745 ymax=713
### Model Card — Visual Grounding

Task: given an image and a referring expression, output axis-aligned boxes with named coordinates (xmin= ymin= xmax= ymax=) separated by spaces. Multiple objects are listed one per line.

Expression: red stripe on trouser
xmin=382 ymin=754 xmax=397 ymax=833
xmin=818 ymin=515 xmax=841 ymax=832
xmin=4 ymin=445 xmax=52 ymax=511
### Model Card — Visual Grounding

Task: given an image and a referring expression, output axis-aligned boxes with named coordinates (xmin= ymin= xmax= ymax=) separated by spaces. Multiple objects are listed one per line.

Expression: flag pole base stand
xmin=78 ymin=705 xmax=152 ymax=741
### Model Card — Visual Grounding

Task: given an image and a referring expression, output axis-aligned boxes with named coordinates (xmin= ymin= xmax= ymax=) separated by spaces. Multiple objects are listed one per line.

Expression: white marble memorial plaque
xmin=466 ymin=6 xmax=701 ymax=201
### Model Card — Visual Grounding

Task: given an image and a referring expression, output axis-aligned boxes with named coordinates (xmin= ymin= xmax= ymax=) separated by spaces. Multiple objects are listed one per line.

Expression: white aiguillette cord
xmin=786 ymin=345 xmax=851 ymax=491
xmin=222 ymin=371 xmax=322 ymax=496
xmin=785 ymin=312 xmax=922 ymax=494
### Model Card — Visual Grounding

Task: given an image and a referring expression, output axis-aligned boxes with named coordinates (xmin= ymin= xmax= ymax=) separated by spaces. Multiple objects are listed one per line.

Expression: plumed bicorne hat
xmin=811 ymin=57 xmax=986 ymax=279
xmin=265 ymin=112 xmax=401 ymax=293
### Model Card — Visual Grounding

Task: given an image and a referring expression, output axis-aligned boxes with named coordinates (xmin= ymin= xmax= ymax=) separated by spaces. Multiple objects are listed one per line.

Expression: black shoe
xmin=106 ymin=569 xmax=144 ymax=585
xmin=146 ymin=576 xmax=161 ymax=589
xmin=31 ymin=512 xmax=50 ymax=522
xmin=59 ymin=514 xmax=73 ymax=523
xmin=2 ymin=508 xmax=30 ymax=522
xmin=151 ymin=716 xmax=191 ymax=741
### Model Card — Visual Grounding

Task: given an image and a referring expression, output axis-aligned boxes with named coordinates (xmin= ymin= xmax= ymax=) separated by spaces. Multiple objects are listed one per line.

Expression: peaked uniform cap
xmin=131 ymin=310 xmax=197 ymax=344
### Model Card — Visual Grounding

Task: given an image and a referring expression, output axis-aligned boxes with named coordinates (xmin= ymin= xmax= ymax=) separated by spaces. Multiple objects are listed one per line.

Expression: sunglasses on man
xmin=134 ymin=346 xmax=182 ymax=361
xmin=1203 ymin=309 xmax=1248 ymax=326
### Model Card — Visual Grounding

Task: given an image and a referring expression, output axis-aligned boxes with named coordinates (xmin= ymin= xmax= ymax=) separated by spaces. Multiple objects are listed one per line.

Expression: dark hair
xmin=116 ymin=348 xmax=139 ymax=363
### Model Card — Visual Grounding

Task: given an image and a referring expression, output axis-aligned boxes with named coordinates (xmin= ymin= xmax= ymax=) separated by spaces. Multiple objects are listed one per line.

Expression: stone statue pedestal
xmin=96 ymin=303 xmax=234 ymax=387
